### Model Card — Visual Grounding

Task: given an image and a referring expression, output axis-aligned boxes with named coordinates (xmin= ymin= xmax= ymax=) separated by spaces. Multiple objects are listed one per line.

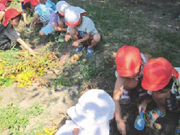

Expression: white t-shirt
xmin=67 ymin=16 xmax=98 ymax=36
xmin=55 ymin=120 xmax=94 ymax=135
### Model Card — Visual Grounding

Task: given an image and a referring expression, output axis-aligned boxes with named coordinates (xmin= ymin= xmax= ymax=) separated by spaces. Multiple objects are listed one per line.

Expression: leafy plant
xmin=0 ymin=50 xmax=61 ymax=87
xmin=0 ymin=103 xmax=44 ymax=134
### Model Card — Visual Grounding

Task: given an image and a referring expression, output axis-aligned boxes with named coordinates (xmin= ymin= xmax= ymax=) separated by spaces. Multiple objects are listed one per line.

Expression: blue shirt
xmin=34 ymin=3 xmax=53 ymax=25
xmin=45 ymin=0 xmax=56 ymax=11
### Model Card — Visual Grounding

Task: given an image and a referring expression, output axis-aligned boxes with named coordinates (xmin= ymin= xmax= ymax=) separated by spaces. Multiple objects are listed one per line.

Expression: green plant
xmin=0 ymin=103 xmax=44 ymax=135
xmin=52 ymin=73 xmax=73 ymax=89
xmin=0 ymin=50 xmax=60 ymax=87
xmin=79 ymin=61 xmax=99 ymax=80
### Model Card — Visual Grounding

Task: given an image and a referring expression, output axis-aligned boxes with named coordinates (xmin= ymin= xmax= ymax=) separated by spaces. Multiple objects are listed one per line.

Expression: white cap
xmin=64 ymin=6 xmax=86 ymax=27
xmin=55 ymin=1 xmax=70 ymax=15
xmin=66 ymin=89 xmax=115 ymax=135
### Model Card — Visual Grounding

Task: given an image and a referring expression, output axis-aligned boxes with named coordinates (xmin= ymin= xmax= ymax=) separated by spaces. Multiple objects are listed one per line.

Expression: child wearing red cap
xmin=142 ymin=57 xmax=180 ymax=134
xmin=0 ymin=9 xmax=34 ymax=53
xmin=64 ymin=6 xmax=101 ymax=58
xmin=0 ymin=0 xmax=13 ymax=22
xmin=113 ymin=45 xmax=152 ymax=135
xmin=23 ymin=0 xmax=53 ymax=33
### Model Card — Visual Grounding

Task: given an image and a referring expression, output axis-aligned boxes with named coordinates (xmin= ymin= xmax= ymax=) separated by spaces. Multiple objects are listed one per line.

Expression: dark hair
xmin=23 ymin=2 xmax=31 ymax=9
xmin=164 ymin=78 xmax=174 ymax=89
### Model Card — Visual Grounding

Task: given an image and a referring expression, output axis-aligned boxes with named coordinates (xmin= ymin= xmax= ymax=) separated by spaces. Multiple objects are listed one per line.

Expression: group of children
xmin=0 ymin=0 xmax=101 ymax=58
xmin=0 ymin=0 xmax=179 ymax=134
xmin=54 ymin=45 xmax=180 ymax=135
xmin=113 ymin=45 xmax=180 ymax=135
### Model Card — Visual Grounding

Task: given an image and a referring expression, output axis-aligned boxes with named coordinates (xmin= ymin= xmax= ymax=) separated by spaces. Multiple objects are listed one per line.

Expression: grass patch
xmin=0 ymin=103 xmax=43 ymax=135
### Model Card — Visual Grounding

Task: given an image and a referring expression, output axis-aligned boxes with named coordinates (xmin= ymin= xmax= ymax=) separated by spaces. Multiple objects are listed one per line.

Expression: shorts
xmin=40 ymin=25 xmax=55 ymax=35
xmin=78 ymin=31 xmax=95 ymax=46
xmin=166 ymin=93 xmax=180 ymax=112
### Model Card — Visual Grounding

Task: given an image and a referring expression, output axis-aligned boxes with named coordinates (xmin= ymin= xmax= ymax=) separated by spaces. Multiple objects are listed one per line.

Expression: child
xmin=19 ymin=0 xmax=29 ymax=25
xmin=141 ymin=57 xmax=180 ymax=134
xmin=0 ymin=0 xmax=13 ymax=22
xmin=113 ymin=45 xmax=152 ymax=135
xmin=23 ymin=0 xmax=53 ymax=31
xmin=64 ymin=6 xmax=101 ymax=58
xmin=0 ymin=8 xmax=34 ymax=53
xmin=39 ymin=0 xmax=56 ymax=11
xmin=39 ymin=1 xmax=70 ymax=36
xmin=55 ymin=89 xmax=115 ymax=135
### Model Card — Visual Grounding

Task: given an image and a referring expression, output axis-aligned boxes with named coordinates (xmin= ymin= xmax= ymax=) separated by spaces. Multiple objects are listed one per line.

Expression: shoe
xmin=75 ymin=46 xmax=85 ymax=54
xmin=86 ymin=47 xmax=94 ymax=58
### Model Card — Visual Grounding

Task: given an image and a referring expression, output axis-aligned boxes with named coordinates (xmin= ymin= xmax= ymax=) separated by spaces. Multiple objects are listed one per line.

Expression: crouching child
xmin=0 ymin=9 xmax=34 ymax=53
xmin=141 ymin=57 xmax=180 ymax=134
xmin=55 ymin=89 xmax=115 ymax=135
xmin=64 ymin=6 xmax=101 ymax=58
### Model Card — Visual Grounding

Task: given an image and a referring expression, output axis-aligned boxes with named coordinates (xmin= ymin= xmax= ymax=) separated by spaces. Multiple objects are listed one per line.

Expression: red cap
xmin=24 ymin=0 xmax=39 ymax=6
xmin=2 ymin=8 xmax=22 ymax=26
xmin=115 ymin=45 xmax=141 ymax=77
xmin=142 ymin=57 xmax=179 ymax=91
xmin=0 ymin=3 xmax=6 ymax=11
xmin=0 ymin=0 xmax=13 ymax=5
xmin=65 ymin=6 xmax=87 ymax=27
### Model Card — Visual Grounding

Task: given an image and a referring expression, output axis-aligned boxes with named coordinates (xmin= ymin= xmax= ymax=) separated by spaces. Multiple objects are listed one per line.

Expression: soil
xmin=1 ymin=0 xmax=180 ymax=134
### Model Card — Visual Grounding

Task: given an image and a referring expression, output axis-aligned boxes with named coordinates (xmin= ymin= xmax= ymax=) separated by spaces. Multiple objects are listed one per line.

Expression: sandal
xmin=75 ymin=45 xmax=85 ymax=54
xmin=175 ymin=119 xmax=180 ymax=135
xmin=144 ymin=108 xmax=166 ymax=130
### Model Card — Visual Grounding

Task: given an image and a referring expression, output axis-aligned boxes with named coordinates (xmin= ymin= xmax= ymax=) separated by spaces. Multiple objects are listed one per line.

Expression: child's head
xmin=142 ymin=57 xmax=179 ymax=92
xmin=3 ymin=8 xmax=22 ymax=27
xmin=115 ymin=45 xmax=142 ymax=78
xmin=55 ymin=1 xmax=70 ymax=16
xmin=23 ymin=0 xmax=39 ymax=12
xmin=56 ymin=89 xmax=115 ymax=135
xmin=0 ymin=0 xmax=13 ymax=7
xmin=65 ymin=6 xmax=87 ymax=27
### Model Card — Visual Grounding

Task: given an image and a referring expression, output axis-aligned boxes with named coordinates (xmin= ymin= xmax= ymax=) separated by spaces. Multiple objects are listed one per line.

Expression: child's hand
xmin=65 ymin=34 xmax=71 ymax=42
xmin=138 ymin=101 xmax=147 ymax=114
xmin=72 ymin=41 xmax=80 ymax=47
xmin=72 ymin=128 xmax=80 ymax=135
xmin=30 ymin=22 xmax=35 ymax=28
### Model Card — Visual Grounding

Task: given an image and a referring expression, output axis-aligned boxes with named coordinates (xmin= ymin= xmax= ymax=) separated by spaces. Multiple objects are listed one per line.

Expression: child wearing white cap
xmin=39 ymin=1 xmax=70 ymax=36
xmin=55 ymin=89 xmax=115 ymax=135
xmin=64 ymin=6 xmax=101 ymax=58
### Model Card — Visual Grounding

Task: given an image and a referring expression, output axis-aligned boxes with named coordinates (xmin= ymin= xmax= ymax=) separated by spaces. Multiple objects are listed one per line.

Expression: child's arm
xmin=17 ymin=38 xmax=34 ymax=54
xmin=0 ymin=11 xmax=5 ymax=22
xmin=52 ymin=24 xmax=67 ymax=32
xmin=72 ymin=32 xmax=91 ymax=47
xmin=30 ymin=14 xmax=39 ymax=28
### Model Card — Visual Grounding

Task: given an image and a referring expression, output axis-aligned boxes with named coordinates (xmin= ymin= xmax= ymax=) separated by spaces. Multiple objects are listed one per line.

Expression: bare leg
xmin=0 ymin=11 xmax=5 ymax=22
xmin=69 ymin=28 xmax=79 ymax=41
xmin=39 ymin=31 xmax=46 ymax=36
xmin=22 ymin=10 xmax=28 ymax=24
xmin=89 ymin=33 xmax=101 ymax=48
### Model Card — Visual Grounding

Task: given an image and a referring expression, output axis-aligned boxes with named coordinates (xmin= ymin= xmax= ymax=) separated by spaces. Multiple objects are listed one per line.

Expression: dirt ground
xmin=1 ymin=0 xmax=180 ymax=134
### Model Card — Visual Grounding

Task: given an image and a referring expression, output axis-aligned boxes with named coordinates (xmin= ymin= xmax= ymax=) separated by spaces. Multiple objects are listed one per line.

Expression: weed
xmin=0 ymin=103 xmax=44 ymax=134
xmin=0 ymin=50 xmax=61 ymax=87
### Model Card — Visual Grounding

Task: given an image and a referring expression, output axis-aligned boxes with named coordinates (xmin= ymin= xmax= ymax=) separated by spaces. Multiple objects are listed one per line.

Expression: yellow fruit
xmin=73 ymin=54 xmax=79 ymax=61
xmin=77 ymin=52 xmax=83 ymax=57
xmin=82 ymin=59 xmax=87 ymax=63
